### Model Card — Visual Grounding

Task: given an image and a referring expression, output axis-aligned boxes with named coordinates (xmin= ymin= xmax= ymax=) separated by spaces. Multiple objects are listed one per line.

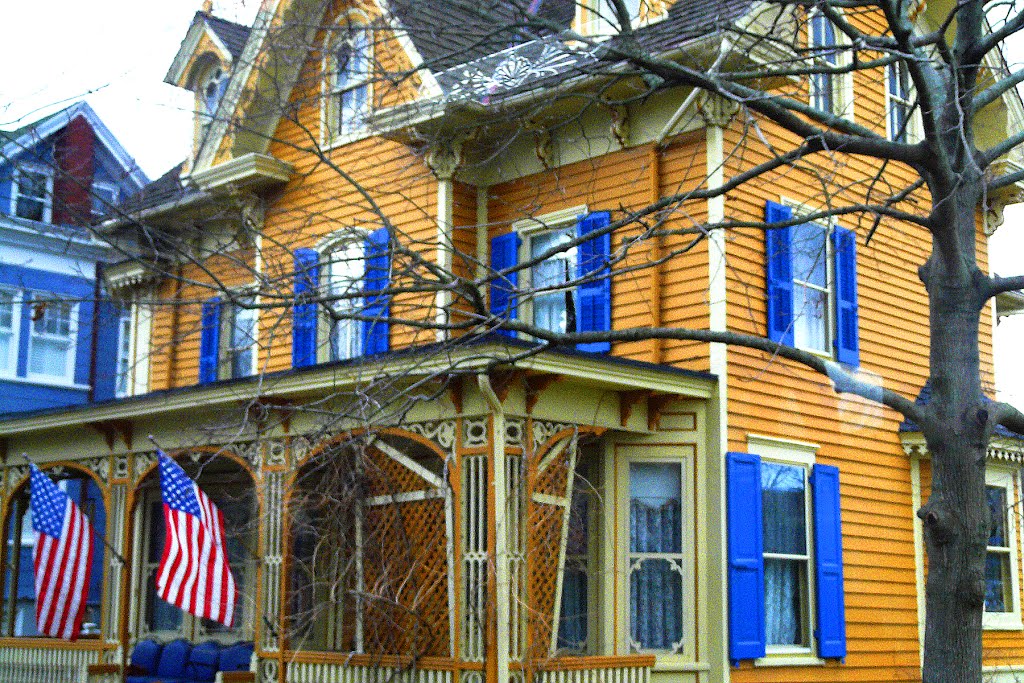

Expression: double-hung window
xmin=13 ymin=167 xmax=53 ymax=223
xmin=115 ymin=308 xmax=133 ymax=397
xmin=224 ymin=295 xmax=257 ymax=379
xmin=0 ymin=290 xmax=20 ymax=377
xmin=91 ymin=182 xmax=119 ymax=219
xmin=727 ymin=441 xmax=846 ymax=664
xmin=326 ymin=27 xmax=372 ymax=140
xmin=808 ymin=13 xmax=840 ymax=114
xmin=765 ymin=200 xmax=859 ymax=365
xmin=887 ymin=62 xmax=916 ymax=142
xmin=27 ymin=296 xmax=77 ymax=382
xmin=983 ymin=469 xmax=1022 ymax=629
xmin=489 ymin=210 xmax=611 ymax=352
xmin=291 ymin=228 xmax=391 ymax=369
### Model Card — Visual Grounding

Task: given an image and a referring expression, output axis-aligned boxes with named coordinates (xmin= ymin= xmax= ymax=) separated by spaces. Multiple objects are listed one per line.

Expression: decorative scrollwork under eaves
xmin=7 ymin=465 xmax=28 ymax=489
xmin=259 ymin=657 xmax=279 ymax=683
xmin=133 ymin=451 xmax=159 ymax=480
xmin=113 ymin=454 xmax=130 ymax=479
xmin=407 ymin=419 xmax=457 ymax=452
xmin=531 ymin=421 xmax=578 ymax=451
xmin=266 ymin=438 xmax=289 ymax=468
xmin=234 ymin=440 xmax=263 ymax=473
xmin=463 ymin=417 xmax=489 ymax=448
xmin=505 ymin=419 xmax=525 ymax=447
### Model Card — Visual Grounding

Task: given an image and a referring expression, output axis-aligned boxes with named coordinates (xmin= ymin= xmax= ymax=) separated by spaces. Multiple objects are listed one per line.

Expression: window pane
xmin=629 ymin=462 xmax=681 ymax=553
xmin=985 ymin=552 xmax=1012 ymax=613
xmin=559 ymin=485 xmax=590 ymax=651
xmin=29 ymin=337 xmax=70 ymax=376
xmin=793 ymin=284 xmax=828 ymax=352
xmin=761 ymin=462 xmax=806 ymax=555
xmin=328 ymin=243 xmax=365 ymax=361
xmin=765 ymin=557 xmax=804 ymax=645
xmin=531 ymin=229 xmax=577 ymax=335
xmin=791 ymin=223 xmax=827 ymax=286
xmin=988 ymin=486 xmax=1009 ymax=548
xmin=630 ymin=558 xmax=682 ymax=650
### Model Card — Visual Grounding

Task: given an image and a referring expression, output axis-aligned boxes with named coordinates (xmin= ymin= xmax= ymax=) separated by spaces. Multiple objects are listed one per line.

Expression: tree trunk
xmin=919 ymin=186 xmax=990 ymax=683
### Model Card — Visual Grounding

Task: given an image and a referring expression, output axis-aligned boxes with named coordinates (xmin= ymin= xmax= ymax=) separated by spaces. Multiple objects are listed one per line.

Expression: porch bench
xmin=85 ymin=639 xmax=254 ymax=683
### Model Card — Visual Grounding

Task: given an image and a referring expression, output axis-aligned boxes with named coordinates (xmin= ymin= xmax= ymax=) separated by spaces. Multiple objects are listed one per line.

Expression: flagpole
xmin=21 ymin=453 xmax=127 ymax=565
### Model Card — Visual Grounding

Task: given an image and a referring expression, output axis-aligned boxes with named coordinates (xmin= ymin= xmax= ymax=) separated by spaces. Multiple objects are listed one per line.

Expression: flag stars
xmin=29 ymin=464 xmax=68 ymax=539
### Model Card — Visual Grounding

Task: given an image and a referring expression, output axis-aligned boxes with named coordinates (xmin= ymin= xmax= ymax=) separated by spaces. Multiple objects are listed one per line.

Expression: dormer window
xmin=202 ymin=65 xmax=228 ymax=119
xmin=324 ymin=25 xmax=372 ymax=141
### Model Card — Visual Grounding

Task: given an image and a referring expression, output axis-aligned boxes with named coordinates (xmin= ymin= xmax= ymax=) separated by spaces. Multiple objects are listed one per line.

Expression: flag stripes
xmin=29 ymin=464 xmax=94 ymax=640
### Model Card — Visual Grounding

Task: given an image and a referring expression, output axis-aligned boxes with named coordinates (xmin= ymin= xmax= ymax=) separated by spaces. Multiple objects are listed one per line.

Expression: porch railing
xmin=0 ymin=638 xmax=106 ymax=683
xmin=533 ymin=655 xmax=655 ymax=683
xmin=283 ymin=652 xmax=457 ymax=683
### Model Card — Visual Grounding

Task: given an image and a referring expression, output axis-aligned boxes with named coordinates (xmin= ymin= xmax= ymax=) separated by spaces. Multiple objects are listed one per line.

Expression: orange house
xmin=0 ymin=1 xmax=1022 ymax=683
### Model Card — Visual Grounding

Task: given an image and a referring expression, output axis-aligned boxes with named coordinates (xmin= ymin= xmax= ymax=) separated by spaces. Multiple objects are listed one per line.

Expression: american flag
xmin=28 ymin=463 xmax=94 ymax=640
xmin=156 ymin=452 xmax=237 ymax=626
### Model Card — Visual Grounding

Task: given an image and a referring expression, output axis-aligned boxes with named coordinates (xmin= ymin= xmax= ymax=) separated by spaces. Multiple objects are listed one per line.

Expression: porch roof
xmin=0 ymin=336 xmax=715 ymax=437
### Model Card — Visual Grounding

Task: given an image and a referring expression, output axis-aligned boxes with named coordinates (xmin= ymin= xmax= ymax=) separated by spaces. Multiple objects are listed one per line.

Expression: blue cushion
xmin=185 ymin=640 xmax=221 ymax=682
xmin=156 ymin=638 xmax=192 ymax=678
xmin=219 ymin=641 xmax=254 ymax=672
xmin=130 ymin=639 xmax=163 ymax=675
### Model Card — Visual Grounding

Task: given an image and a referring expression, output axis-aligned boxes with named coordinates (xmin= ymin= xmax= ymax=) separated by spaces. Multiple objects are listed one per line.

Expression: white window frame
xmin=322 ymin=18 xmax=374 ymax=146
xmin=114 ymin=307 xmax=133 ymax=398
xmin=748 ymin=435 xmax=825 ymax=667
xmin=318 ymin=230 xmax=368 ymax=363
xmin=983 ymin=467 xmax=1023 ymax=630
xmin=807 ymin=11 xmax=854 ymax=120
xmin=11 ymin=165 xmax=54 ymax=224
xmin=91 ymin=181 xmax=119 ymax=218
xmin=886 ymin=61 xmax=921 ymax=143
xmin=0 ymin=288 xmax=22 ymax=378
xmin=615 ymin=445 xmax=695 ymax=661
xmin=576 ymin=0 xmax=666 ymax=37
xmin=513 ymin=205 xmax=588 ymax=338
xmin=781 ymin=199 xmax=836 ymax=358
xmin=25 ymin=295 xmax=78 ymax=384
xmin=220 ymin=291 xmax=258 ymax=380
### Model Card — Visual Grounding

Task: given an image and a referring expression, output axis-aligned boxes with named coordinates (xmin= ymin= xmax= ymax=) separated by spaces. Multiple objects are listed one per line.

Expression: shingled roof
xmin=899 ymin=380 xmax=1023 ymax=439
xmin=203 ymin=12 xmax=251 ymax=60
xmin=117 ymin=162 xmax=200 ymax=214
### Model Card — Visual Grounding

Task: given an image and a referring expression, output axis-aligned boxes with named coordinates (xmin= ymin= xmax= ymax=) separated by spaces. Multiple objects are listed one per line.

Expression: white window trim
xmin=748 ymin=435 xmax=827 ymax=667
xmin=984 ymin=467 xmax=1023 ymax=630
xmin=616 ymin=446 xmax=696 ymax=662
xmin=885 ymin=61 xmax=922 ymax=143
xmin=115 ymin=307 xmax=133 ymax=398
xmin=317 ymin=229 xmax=369 ymax=363
xmin=576 ymin=0 xmax=668 ymax=38
xmin=807 ymin=11 xmax=855 ymax=121
xmin=220 ymin=290 xmax=259 ymax=380
xmin=11 ymin=165 xmax=54 ymax=224
xmin=321 ymin=17 xmax=375 ymax=148
xmin=0 ymin=288 xmax=22 ymax=379
xmin=25 ymin=296 xmax=78 ymax=385
xmin=91 ymin=180 xmax=119 ymax=218
xmin=780 ymin=197 xmax=836 ymax=359
xmin=511 ymin=204 xmax=588 ymax=337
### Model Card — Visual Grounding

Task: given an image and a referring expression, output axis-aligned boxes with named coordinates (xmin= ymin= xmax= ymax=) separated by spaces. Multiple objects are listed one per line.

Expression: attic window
xmin=324 ymin=26 xmax=373 ymax=141
xmin=202 ymin=66 xmax=229 ymax=118
xmin=13 ymin=167 xmax=53 ymax=223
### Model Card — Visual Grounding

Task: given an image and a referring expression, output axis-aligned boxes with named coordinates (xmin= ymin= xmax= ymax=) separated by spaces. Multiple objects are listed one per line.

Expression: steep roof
xmin=0 ymin=102 xmax=149 ymax=188
xmin=203 ymin=12 xmax=252 ymax=60
xmin=117 ymin=162 xmax=199 ymax=214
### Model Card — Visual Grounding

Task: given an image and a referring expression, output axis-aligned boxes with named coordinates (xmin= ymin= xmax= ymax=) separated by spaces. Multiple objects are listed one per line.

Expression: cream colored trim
xmin=373 ymin=440 xmax=445 ymax=488
xmin=511 ymin=205 xmax=589 ymax=235
xmin=188 ymin=152 xmax=293 ymax=191
xmin=753 ymin=655 xmax=826 ymax=667
xmin=364 ymin=488 xmax=444 ymax=506
xmin=436 ymin=175 xmax=454 ymax=340
xmin=165 ymin=19 xmax=233 ymax=86
xmin=531 ymin=492 xmax=568 ymax=507
xmin=747 ymin=434 xmax=819 ymax=462
xmin=984 ymin=467 xmax=1024 ymax=630
xmin=371 ymin=0 xmax=442 ymax=98
xmin=910 ymin=454 xmax=925 ymax=663
xmin=475 ymin=185 xmax=489 ymax=282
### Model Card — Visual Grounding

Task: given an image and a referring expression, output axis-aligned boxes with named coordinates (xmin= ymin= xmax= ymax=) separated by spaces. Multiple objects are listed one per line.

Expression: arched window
xmin=807 ymin=11 xmax=852 ymax=118
xmin=324 ymin=23 xmax=373 ymax=140
xmin=130 ymin=453 xmax=256 ymax=641
xmin=0 ymin=469 xmax=105 ymax=637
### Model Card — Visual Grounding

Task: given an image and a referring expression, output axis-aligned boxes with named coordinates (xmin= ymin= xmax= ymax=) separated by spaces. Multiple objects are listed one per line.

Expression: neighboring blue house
xmin=0 ymin=102 xmax=148 ymax=413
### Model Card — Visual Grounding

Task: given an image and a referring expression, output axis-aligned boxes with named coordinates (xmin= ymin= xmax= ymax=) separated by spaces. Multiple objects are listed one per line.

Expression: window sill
xmin=754 ymin=653 xmax=825 ymax=667
xmin=1 ymin=374 xmax=89 ymax=391
xmin=983 ymin=613 xmax=1023 ymax=631
xmin=323 ymin=127 xmax=374 ymax=151
xmin=652 ymin=659 xmax=709 ymax=673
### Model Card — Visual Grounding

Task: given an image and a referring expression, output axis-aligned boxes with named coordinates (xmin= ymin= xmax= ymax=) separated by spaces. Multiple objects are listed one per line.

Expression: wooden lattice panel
xmin=362 ymin=497 xmax=450 ymax=656
xmin=526 ymin=501 xmax=565 ymax=656
xmin=363 ymin=448 xmax=436 ymax=497
xmin=534 ymin=440 xmax=572 ymax=496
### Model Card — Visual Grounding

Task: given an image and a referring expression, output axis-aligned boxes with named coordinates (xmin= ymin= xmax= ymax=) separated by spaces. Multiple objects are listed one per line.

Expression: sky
xmin=1 ymin=0 xmax=1022 ymax=406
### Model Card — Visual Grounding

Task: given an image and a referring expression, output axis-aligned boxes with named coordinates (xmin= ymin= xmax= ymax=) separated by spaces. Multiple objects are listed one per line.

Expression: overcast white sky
xmin=1 ymin=0 xmax=1021 ymax=405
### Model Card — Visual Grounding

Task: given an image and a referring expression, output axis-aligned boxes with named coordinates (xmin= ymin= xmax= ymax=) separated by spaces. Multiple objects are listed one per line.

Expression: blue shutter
xmin=811 ymin=463 xmax=846 ymax=659
xmin=727 ymin=451 xmax=766 ymax=664
xmin=765 ymin=201 xmax=794 ymax=346
xmin=199 ymin=297 xmax=221 ymax=384
xmin=363 ymin=228 xmax=390 ymax=355
xmin=576 ymin=211 xmax=612 ymax=353
xmin=489 ymin=231 xmax=521 ymax=337
xmin=292 ymin=248 xmax=320 ymax=368
xmin=832 ymin=226 xmax=859 ymax=367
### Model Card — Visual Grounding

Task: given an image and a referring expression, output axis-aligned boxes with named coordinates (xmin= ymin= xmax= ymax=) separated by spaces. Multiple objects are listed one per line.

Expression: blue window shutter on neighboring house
xmin=832 ymin=226 xmax=859 ymax=367
xmin=363 ymin=228 xmax=391 ymax=355
xmin=727 ymin=451 xmax=766 ymax=664
xmin=576 ymin=211 xmax=612 ymax=353
xmin=811 ymin=463 xmax=847 ymax=659
xmin=199 ymin=297 xmax=221 ymax=384
xmin=489 ymin=231 xmax=522 ymax=337
xmin=765 ymin=201 xmax=794 ymax=346
xmin=292 ymin=248 xmax=320 ymax=368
